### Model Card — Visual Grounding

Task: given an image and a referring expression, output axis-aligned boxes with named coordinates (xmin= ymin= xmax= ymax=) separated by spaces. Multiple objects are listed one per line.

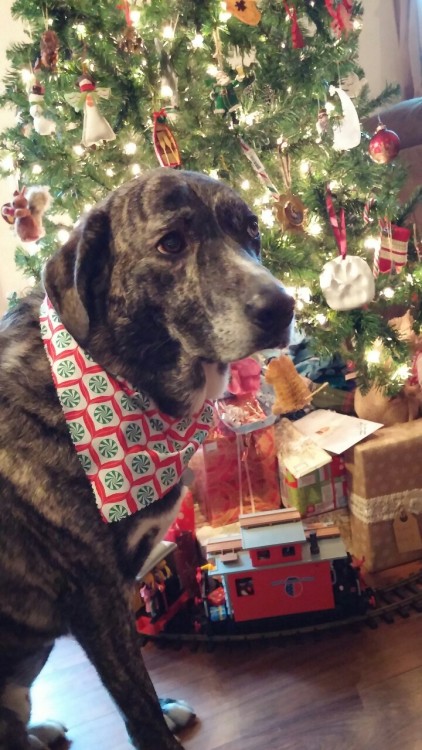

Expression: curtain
xmin=394 ymin=0 xmax=422 ymax=98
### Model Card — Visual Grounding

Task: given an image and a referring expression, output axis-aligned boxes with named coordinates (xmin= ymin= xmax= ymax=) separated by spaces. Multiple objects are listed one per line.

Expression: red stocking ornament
xmin=374 ymin=221 xmax=411 ymax=276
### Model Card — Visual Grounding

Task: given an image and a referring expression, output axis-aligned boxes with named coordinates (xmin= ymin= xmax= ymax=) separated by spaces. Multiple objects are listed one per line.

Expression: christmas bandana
xmin=40 ymin=296 xmax=214 ymax=523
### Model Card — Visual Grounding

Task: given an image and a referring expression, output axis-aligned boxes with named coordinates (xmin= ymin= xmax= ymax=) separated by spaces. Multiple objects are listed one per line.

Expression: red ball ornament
xmin=368 ymin=123 xmax=400 ymax=164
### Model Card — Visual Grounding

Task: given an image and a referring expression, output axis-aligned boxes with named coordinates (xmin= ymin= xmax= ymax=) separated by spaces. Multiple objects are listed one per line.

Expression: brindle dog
xmin=0 ymin=169 xmax=294 ymax=750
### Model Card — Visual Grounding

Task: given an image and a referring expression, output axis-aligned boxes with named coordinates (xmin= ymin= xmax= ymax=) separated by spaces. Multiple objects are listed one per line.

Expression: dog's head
xmin=44 ymin=169 xmax=294 ymax=416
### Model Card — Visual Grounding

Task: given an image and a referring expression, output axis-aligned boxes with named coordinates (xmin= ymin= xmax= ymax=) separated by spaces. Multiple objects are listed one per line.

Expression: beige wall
xmin=0 ymin=0 xmax=402 ymax=314
xmin=0 ymin=3 xmax=29 ymax=315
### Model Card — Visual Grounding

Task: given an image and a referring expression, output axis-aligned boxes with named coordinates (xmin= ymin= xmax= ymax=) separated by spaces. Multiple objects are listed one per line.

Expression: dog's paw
xmin=159 ymin=697 xmax=196 ymax=734
xmin=28 ymin=720 xmax=67 ymax=747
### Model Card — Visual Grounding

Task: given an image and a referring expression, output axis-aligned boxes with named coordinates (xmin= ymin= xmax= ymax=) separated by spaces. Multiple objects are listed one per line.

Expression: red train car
xmin=206 ymin=509 xmax=358 ymax=623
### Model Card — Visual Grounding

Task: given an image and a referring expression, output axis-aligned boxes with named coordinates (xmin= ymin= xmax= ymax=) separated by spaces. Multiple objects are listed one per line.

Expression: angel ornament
xmin=65 ymin=74 xmax=116 ymax=148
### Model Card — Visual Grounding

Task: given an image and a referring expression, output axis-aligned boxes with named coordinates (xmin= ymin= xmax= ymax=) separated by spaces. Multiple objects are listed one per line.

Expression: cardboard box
xmin=280 ymin=456 xmax=348 ymax=518
xmin=344 ymin=420 xmax=422 ymax=572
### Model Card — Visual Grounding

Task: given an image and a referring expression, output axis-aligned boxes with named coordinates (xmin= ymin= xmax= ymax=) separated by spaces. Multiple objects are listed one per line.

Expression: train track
xmin=138 ymin=569 xmax=422 ymax=648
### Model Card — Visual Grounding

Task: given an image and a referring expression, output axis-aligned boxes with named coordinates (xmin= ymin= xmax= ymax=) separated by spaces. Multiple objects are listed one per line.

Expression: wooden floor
xmin=32 ymin=584 xmax=422 ymax=750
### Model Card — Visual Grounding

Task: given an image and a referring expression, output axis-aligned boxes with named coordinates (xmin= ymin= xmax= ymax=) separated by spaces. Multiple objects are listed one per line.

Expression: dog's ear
xmin=42 ymin=208 xmax=112 ymax=344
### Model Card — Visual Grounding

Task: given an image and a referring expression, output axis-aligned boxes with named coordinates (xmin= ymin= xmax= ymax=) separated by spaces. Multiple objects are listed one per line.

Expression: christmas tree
xmin=1 ymin=0 xmax=421 ymax=395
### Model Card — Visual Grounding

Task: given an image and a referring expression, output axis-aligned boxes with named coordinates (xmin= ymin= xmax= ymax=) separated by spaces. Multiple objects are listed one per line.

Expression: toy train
xmin=135 ymin=508 xmax=372 ymax=639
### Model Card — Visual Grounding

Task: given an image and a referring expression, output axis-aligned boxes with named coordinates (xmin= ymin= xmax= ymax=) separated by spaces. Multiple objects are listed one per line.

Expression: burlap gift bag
xmin=344 ymin=420 xmax=422 ymax=572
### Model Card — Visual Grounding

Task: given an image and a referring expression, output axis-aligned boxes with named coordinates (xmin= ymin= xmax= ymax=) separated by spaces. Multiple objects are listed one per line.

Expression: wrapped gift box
xmin=164 ymin=489 xmax=195 ymax=543
xmin=193 ymin=418 xmax=280 ymax=527
xmin=344 ymin=420 xmax=422 ymax=572
xmin=280 ymin=456 xmax=348 ymax=518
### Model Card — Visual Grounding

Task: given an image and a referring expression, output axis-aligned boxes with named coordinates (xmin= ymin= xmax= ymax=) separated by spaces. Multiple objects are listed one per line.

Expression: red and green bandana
xmin=40 ymin=296 xmax=214 ymax=523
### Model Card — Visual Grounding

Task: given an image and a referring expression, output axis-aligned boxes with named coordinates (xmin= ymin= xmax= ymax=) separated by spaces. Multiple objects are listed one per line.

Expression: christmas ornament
xmin=225 ymin=0 xmax=262 ymax=26
xmin=282 ymin=1 xmax=305 ymax=49
xmin=153 ymin=109 xmax=181 ymax=168
xmin=316 ymin=107 xmax=329 ymax=137
xmin=210 ymin=69 xmax=254 ymax=123
xmin=265 ymin=355 xmax=312 ymax=415
xmin=320 ymin=255 xmax=375 ymax=311
xmin=325 ymin=0 xmax=353 ymax=38
xmin=368 ymin=124 xmax=400 ymax=164
xmin=320 ymin=190 xmax=375 ymax=311
xmin=40 ymin=30 xmax=59 ymax=71
xmin=275 ymin=194 xmax=306 ymax=232
xmin=238 ymin=138 xmax=279 ymax=198
xmin=118 ymin=26 xmax=145 ymax=54
xmin=276 ymin=149 xmax=306 ymax=232
xmin=329 ymin=85 xmax=361 ymax=150
xmin=28 ymin=79 xmax=56 ymax=136
xmin=65 ymin=74 xmax=116 ymax=148
xmin=373 ymin=221 xmax=410 ymax=276
xmin=1 ymin=186 xmax=51 ymax=242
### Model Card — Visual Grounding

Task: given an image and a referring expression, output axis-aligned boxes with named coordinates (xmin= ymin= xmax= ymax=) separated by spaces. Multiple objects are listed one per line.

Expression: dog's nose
xmin=246 ymin=284 xmax=295 ymax=332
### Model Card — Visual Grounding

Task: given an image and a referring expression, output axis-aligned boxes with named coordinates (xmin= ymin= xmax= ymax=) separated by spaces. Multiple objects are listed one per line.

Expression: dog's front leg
xmin=68 ymin=579 xmax=183 ymax=750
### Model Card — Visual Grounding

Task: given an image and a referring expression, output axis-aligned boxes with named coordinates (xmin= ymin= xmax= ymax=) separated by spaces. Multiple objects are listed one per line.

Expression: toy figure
xmin=210 ymin=69 xmax=254 ymax=123
xmin=1 ymin=186 xmax=51 ymax=242
xmin=28 ymin=80 xmax=56 ymax=136
xmin=140 ymin=573 xmax=159 ymax=619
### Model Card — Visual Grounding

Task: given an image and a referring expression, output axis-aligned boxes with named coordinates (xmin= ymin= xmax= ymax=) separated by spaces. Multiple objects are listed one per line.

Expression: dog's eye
xmin=156 ymin=231 xmax=185 ymax=255
xmin=247 ymin=218 xmax=260 ymax=239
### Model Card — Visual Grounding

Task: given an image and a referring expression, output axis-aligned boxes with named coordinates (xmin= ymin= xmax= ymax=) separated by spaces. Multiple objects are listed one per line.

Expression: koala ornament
xmin=320 ymin=255 xmax=375 ymax=311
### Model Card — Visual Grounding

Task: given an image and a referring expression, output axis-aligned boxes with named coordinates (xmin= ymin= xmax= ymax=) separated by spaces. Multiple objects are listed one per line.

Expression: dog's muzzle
xmin=246 ymin=281 xmax=295 ymax=349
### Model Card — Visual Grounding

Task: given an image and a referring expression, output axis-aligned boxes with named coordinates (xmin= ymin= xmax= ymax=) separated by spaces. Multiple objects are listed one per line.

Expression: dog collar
xmin=40 ymin=296 xmax=214 ymax=523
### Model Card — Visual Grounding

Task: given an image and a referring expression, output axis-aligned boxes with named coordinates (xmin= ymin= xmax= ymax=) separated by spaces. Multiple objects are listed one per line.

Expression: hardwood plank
xmin=30 ymin=611 xmax=422 ymax=750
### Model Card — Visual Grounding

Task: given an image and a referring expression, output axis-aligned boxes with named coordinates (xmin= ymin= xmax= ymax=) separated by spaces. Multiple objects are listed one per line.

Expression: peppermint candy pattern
xmin=40 ymin=296 xmax=214 ymax=523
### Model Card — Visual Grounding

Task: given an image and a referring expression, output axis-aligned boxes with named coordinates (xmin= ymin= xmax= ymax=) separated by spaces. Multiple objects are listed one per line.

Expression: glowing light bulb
xmin=325 ymin=101 xmax=335 ymax=113
xmin=160 ymin=84 xmax=173 ymax=98
xmin=364 ymin=236 xmax=380 ymax=251
xmin=192 ymin=34 xmax=204 ymax=49
xmin=315 ymin=313 xmax=327 ymax=325
xmin=57 ymin=229 xmax=70 ymax=243
xmin=366 ymin=348 xmax=381 ymax=364
xmin=209 ymin=169 xmax=219 ymax=180
xmin=32 ymin=164 xmax=42 ymax=175
xmin=123 ymin=142 xmax=137 ymax=155
xmin=300 ymin=160 xmax=310 ymax=175
xmin=219 ymin=11 xmax=231 ymax=22
xmin=206 ymin=64 xmax=218 ymax=77
xmin=261 ymin=209 xmax=275 ymax=228
xmin=73 ymin=144 xmax=84 ymax=156
xmin=74 ymin=23 xmax=87 ymax=37
xmin=383 ymin=287 xmax=395 ymax=299
xmin=393 ymin=364 xmax=410 ymax=380
xmin=162 ymin=25 xmax=175 ymax=40
xmin=84 ymin=203 xmax=93 ymax=213
xmin=328 ymin=180 xmax=340 ymax=191
xmin=106 ymin=167 xmax=115 ymax=177
xmin=241 ymin=179 xmax=250 ymax=191
xmin=1 ymin=155 xmax=14 ymax=171
xmin=131 ymin=164 xmax=141 ymax=176
xmin=307 ymin=218 xmax=322 ymax=236
xmin=130 ymin=10 xmax=141 ymax=24
xmin=21 ymin=68 xmax=33 ymax=85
